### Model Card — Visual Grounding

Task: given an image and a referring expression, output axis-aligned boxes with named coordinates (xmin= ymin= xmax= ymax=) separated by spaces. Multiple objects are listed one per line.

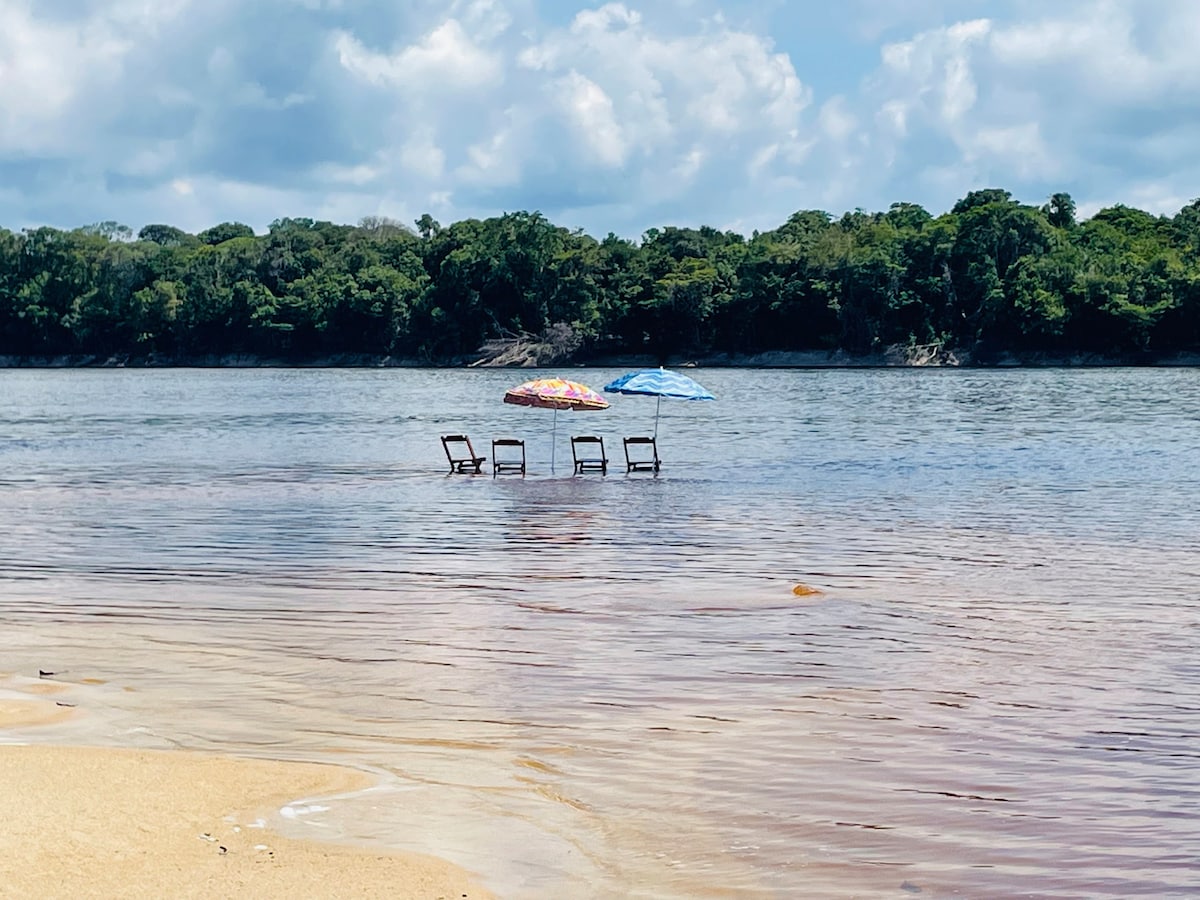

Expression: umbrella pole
xmin=552 ymin=407 xmax=557 ymax=473
xmin=654 ymin=393 xmax=661 ymax=440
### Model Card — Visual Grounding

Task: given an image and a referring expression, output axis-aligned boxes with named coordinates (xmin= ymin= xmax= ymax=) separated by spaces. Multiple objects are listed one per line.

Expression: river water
xmin=1 ymin=367 xmax=1198 ymax=897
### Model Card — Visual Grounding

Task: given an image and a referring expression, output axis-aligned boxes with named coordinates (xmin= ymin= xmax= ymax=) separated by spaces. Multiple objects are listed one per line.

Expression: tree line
xmin=2 ymin=189 xmax=1199 ymax=364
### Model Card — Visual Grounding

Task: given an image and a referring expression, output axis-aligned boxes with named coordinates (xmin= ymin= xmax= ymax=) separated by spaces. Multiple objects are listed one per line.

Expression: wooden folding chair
xmin=623 ymin=436 xmax=660 ymax=473
xmin=441 ymin=434 xmax=485 ymax=474
xmin=492 ymin=438 xmax=526 ymax=475
xmin=570 ymin=435 xmax=608 ymax=474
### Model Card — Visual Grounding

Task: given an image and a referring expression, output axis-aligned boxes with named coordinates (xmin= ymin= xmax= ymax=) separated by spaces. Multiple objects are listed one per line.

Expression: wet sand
xmin=0 ymin=687 xmax=490 ymax=900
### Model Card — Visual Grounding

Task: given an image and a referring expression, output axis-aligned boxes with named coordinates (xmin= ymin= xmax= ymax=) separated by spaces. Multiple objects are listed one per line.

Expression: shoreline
xmin=0 ymin=682 xmax=491 ymax=900
xmin=2 ymin=350 xmax=1199 ymax=369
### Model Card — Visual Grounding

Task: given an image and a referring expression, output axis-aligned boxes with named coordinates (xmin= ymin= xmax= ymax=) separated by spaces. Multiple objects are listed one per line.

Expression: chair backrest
xmin=442 ymin=434 xmax=476 ymax=463
xmin=492 ymin=438 xmax=526 ymax=475
xmin=442 ymin=434 xmax=485 ymax=473
xmin=571 ymin=435 xmax=607 ymax=473
xmin=623 ymin=436 xmax=660 ymax=472
xmin=570 ymin=435 xmax=606 ymax=459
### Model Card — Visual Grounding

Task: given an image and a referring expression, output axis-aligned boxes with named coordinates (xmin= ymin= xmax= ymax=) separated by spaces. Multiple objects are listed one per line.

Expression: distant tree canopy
xmin=1 ymin=192 xmax=1198 ymax=363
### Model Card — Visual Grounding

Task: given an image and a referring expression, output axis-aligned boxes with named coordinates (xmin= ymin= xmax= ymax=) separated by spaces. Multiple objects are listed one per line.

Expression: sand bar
xmin=1 ymin=695 xmax=490 ymax=899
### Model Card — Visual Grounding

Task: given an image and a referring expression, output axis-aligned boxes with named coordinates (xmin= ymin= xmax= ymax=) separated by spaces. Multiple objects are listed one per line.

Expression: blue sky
xmin=2 ymin=0 xmax=1198 ymax=239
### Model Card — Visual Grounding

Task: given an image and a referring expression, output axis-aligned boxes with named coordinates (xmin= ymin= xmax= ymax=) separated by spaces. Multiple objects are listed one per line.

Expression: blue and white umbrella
xmin=603 ymin=367 xmax=715 ymax=439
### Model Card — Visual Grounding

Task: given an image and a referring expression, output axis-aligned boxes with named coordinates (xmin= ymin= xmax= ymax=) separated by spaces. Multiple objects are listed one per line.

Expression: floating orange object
xmin=792 ymin=583 xmax=824 ymax=597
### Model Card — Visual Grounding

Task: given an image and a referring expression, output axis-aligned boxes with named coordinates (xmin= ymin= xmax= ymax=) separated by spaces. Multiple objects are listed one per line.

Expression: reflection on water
xmin=2 ymin=367 xmax=1199 ymax=897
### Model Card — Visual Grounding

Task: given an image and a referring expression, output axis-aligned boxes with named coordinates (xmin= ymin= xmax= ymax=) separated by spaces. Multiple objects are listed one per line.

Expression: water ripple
xmin=2 ymin=367 xmax=1199 ymax=897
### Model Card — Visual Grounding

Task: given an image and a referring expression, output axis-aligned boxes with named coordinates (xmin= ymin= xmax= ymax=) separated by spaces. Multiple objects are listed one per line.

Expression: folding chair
xmin=570 ymin=435 xmax=608 ymax=474
xmin=492 ymin=438 xmax=526 ymax=475
xmin=441 ymin=434 xmax=485 ymax=474
xmin=623 ymin=436 xmax=660 ymax=473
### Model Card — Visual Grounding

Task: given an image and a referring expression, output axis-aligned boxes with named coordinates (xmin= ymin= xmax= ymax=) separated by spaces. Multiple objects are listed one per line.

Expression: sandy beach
xmin=0 ymin=683 xmax=490 ymax=900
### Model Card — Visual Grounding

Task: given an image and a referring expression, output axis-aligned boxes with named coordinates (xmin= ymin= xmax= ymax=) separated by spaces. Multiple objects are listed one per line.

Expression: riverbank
xmin=2 ymin=349 xmax=1199 ymax=368
xmin=0 ymin=679 xmax=491 ymax=900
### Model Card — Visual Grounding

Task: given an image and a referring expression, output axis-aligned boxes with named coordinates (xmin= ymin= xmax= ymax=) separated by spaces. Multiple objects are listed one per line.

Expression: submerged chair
xmin=441 ymin=434 xmax=485 ymax=474
xmin=570 ymin=435 xmax=608 ymax=475
xmin=623 ymin=436 xmax=660 ymax=473
xmin=492 ymin=438 xmax=526 ymax=475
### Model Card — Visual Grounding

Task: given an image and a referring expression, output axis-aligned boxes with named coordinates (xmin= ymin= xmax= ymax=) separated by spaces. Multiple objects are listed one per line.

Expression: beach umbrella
xmin=603 ymin=367 xmax=715 ymax=439
xmin=503 ymin=377 xmax=609 ymax=472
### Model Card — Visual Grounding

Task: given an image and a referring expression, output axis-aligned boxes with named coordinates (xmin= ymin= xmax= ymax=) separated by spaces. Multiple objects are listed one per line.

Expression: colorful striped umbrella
xmin=503 ymin=378 xmax=609 ymax=471
xmin=503 ymin=378 xmax=610 ymax=411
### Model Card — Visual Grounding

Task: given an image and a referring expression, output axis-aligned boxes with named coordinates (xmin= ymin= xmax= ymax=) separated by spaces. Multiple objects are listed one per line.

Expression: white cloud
xmin=748 ymin=143 xmax=779 ymax=177
xmin=877 ymin=18 xmax=991 ymax=129
xmin=320 ymin=162 xmax=382 ymax=186
xmin=0 ymin=2 xmax=132 ymax=153
xmin=513 ymin=2 xmax=812 ymax=218
xmin=856 ymin=1 xmax=1200 ymax=214
xmin=571 ymin=3 xmax=641 ymax=35
xmin=818 ymin=96 xmax=857 ymax=142
xmin=674 ymin=147 xmax=705 ymax=181
xmin=455 ymin=0 xmax=514 ymax=41
xmin=6 ymin=0 xmax=1200 ymax=243
xmin=877 ymin=99 xmax=908 ymax=138
xmin=988 ymin=6 xmax=1163 ymax=100
xmin=558 ymin=72 xmax=627 ymax=167
xmin=459 ymin=117 xmax=521 ymax=186
xmin=334 ymin=19 xmax=502 ymax=90
xmin=965 ymin=122 xmax=1053 ymax=179
xmin=400 ymin=129 xmax=446 ymax=179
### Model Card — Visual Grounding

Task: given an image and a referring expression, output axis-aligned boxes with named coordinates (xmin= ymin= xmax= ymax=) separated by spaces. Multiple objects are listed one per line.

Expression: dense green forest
xmin=2 ymin=188 xmax=1199 ymax=364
